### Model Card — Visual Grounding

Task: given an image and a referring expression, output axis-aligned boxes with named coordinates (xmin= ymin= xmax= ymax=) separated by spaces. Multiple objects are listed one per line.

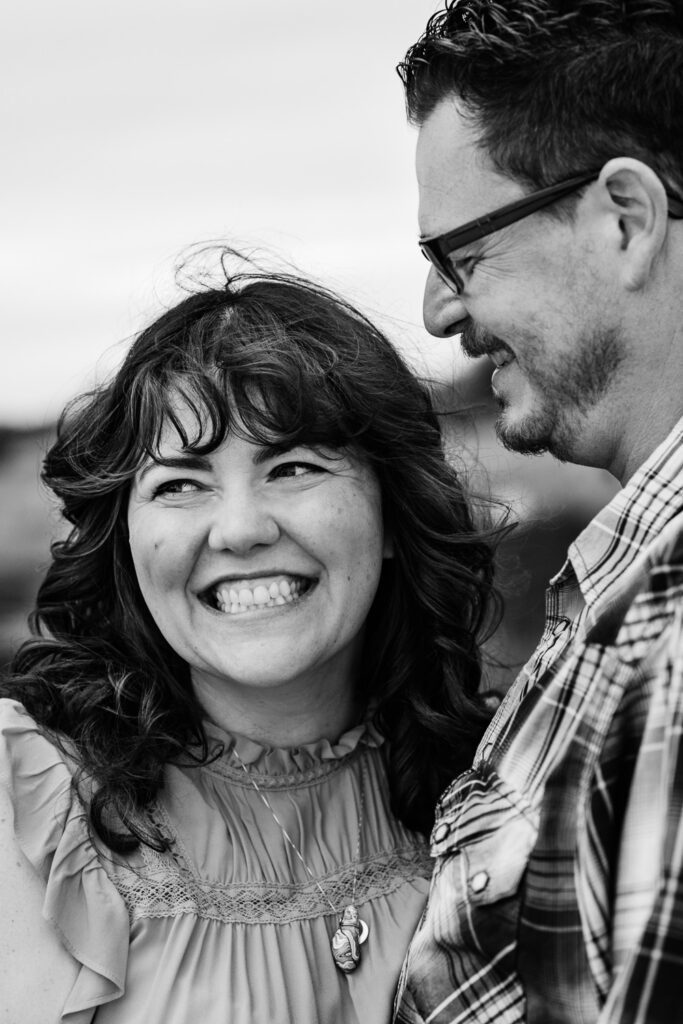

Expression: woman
xmin=0 ymin=256 xmax=498 ymax=1024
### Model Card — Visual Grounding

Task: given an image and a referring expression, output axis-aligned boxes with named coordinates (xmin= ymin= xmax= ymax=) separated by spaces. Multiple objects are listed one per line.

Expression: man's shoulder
xmin=584 ymin=510 xmax=683 ymax=648
xmin=651 ymin=508 xmax=683 ymax=565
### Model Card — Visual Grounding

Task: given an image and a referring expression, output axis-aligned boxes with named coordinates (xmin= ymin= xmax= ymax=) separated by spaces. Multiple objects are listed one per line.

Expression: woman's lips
xmin=200 ymin=574 xmax=316 ymax=615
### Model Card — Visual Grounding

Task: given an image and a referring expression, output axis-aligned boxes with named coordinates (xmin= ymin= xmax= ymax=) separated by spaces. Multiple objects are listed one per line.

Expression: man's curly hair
xmin=398 ymin=0 xmax=683 ymax=195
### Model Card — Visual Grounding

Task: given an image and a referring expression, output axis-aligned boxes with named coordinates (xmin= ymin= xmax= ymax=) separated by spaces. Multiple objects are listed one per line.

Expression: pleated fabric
xmin=0 ymin=699 xmax=432 ymax=1024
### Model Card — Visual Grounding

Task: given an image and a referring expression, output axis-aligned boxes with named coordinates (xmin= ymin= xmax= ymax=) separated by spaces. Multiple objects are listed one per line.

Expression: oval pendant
xmin=331 ymin=905 xmax=369 ymax=973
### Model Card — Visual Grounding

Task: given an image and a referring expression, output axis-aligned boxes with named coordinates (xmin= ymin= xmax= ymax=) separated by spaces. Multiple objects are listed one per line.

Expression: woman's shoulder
xmin=0 ymin=698 xmax=75 ymax=827
xmin=0 ymin=694 xmax=59 ymax=739
xmin=0 ymin=695 xmax=60 ymax=737
xmin=0 ymin=695 xmax=45 ymax=734
xmin=0 ymin=694 xmax=70 ymax=773
xmin=0 ymin=695 xmax=99 ymax=904
xmin=0 ymin=697 xmax=129 ymax=1021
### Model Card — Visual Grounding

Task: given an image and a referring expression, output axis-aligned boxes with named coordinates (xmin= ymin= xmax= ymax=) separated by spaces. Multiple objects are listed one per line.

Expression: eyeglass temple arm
xmin=425 ymin=173 xmax=598 ymax=255
xmin=426 ymin=175 xmax=683 ymax=256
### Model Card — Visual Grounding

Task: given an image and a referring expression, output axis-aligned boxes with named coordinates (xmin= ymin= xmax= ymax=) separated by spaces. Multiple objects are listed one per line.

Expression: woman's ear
xmin=382 ymin=532 xmax=394 ymax=559
xmin=595 ymin=157 xmax=669 ymax=290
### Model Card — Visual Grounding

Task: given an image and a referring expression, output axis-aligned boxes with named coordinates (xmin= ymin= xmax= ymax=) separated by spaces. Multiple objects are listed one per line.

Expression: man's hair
xmin=3 ymin=250 xmax=500 ymax=850
xmin=398 ymin=0 xmax=683 ymax=195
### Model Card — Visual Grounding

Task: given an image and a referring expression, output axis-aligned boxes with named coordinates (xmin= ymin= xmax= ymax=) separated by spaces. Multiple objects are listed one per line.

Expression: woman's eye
xmin=269 ymin=461 xmax=326 ymax=480
xmin=152 ymin=479 xmax=201 ymax=498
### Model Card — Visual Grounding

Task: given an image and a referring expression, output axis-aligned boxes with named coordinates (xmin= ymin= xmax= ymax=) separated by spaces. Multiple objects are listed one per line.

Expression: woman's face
xmin=127 ymin=404 xmax=390 ymax=706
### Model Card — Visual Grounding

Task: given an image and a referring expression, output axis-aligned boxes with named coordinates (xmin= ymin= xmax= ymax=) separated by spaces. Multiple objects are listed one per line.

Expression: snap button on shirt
xmin=469 ymin=870 xmax=489 ymax=894
xmin=433 ymin=822 xmax=451 ymax=843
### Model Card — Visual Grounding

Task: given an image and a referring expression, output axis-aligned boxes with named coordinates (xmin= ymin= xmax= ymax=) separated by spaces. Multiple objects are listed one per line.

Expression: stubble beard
xmin=461 ymin=320 xmax=624 ymax=461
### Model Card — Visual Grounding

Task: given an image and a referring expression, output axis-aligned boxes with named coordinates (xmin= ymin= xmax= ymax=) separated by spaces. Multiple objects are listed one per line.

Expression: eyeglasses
xmin=420 ymin=170 xmax=683 ymax=294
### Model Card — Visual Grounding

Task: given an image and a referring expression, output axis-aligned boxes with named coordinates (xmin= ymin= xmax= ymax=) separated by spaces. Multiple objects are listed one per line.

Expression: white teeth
xmin=211 ymin=576 xmax=310 ymax=615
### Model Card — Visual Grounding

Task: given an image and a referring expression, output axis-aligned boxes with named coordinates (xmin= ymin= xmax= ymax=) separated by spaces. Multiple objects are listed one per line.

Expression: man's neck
xmin=609 ymin=401 xmax=683 ymax=484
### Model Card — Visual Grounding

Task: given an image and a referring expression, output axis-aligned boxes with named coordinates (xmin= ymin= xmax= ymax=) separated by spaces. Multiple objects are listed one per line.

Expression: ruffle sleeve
xmin=0 ymin=699 xmax=129 ymax=1023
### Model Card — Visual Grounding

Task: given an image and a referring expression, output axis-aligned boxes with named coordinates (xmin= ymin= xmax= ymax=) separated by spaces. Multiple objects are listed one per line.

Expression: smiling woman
xmin=0 ymin=252 xmax=499 ymax=1024
xmin=128 ymin=426 xmax=388 ymax=719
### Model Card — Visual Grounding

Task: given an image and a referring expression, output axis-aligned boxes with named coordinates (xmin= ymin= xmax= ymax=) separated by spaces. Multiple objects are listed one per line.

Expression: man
xmin=393 ymin=2 xmax=683 ymax=1022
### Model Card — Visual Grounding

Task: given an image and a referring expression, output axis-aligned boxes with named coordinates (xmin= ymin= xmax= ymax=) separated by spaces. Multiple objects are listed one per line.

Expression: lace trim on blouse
xmin=100 ymin=721 xmax=432 ymax=927
xmin=109 ymin=837 xmax=432 ymax=925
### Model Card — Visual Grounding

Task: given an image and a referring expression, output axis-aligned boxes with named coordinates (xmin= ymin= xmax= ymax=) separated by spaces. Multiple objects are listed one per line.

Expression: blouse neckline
xmin=197 ymin=716 xmax=385 ymax=784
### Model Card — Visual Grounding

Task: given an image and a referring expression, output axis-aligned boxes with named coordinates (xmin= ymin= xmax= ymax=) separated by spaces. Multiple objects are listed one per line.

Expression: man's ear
xmin=595 ymin=157 xmax=669 ymax=289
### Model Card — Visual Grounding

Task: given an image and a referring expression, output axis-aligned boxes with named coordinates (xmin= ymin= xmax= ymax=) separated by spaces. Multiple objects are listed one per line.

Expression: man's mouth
xmin=459 ymin=323 xmax=515 ymax=366
xmin=490 ymin=349 xmax=515 ymax=369
xmin=200 ymin=575 xmax=316 ymax=616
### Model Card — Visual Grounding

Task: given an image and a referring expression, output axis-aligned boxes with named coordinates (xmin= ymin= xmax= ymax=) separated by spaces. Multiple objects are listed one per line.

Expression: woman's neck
xmin=190 ymin=671 xmax=362 ymax=748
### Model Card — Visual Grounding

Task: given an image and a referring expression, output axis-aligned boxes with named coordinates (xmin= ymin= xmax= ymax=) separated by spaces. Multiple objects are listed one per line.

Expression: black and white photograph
xmin=2 ymin=2 xmax=682 ymax=1022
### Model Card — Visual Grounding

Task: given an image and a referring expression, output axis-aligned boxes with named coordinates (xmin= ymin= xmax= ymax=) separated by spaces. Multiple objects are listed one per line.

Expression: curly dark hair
xmin=4 ymin=255 xmax=500 ymax=850
xmin=398 ymin=0 xmax=683 ymax=196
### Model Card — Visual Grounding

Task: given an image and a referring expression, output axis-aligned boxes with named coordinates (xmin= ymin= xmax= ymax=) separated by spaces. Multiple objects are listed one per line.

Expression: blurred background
xmin=1 ymin=0 xmax=618 ymax=686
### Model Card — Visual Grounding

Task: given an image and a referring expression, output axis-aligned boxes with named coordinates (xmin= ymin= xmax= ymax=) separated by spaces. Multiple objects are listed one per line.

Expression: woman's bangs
xmin=227 ymin=365 xmax=359 ymax=451
xmin=134 ymin=370 xmax=232 ymax=465
xmin=129 ymin=315 xmax=373 ymax=466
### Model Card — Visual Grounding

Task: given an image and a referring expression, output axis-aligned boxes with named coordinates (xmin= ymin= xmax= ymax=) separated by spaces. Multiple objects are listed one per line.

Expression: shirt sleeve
xmin=598 ymin=601 xmax=683 ymax=1023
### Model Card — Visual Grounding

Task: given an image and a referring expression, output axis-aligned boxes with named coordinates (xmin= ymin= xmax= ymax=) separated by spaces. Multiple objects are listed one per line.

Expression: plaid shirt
xmin=394 ymin=417 xmax=683 ymax=1024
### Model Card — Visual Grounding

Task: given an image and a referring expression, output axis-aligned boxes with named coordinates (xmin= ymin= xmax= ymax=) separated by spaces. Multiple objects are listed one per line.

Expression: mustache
xmin=460 ymin=321 xmax=514 ymax=361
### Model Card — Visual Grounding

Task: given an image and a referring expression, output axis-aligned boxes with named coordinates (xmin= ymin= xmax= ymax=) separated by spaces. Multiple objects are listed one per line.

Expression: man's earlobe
xmin=599 ymin=157 xmax=669 ymax=289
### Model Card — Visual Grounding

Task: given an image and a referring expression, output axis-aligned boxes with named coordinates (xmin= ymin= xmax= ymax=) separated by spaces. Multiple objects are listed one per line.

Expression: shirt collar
xmin=564 ymin=415 xmax=683 ymax=612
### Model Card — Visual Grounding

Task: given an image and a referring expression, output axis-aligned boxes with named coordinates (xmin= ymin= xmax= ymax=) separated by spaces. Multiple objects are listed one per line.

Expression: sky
xmin=2 ymin=0 xmax=470 ymax=428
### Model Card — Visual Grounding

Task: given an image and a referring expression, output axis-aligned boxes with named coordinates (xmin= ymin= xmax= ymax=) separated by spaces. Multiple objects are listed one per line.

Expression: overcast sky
xmin=2 ymin=0 xmax=471 ymax=428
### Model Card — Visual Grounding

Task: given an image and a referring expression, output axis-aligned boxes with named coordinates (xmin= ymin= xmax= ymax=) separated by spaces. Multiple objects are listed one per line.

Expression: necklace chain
xmin=231 ymin=747 xmax=366 ymax=916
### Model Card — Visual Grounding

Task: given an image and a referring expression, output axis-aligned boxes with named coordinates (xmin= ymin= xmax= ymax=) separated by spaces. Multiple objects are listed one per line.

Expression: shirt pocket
xmin=429 ymin=766 xmax=538 ymax=966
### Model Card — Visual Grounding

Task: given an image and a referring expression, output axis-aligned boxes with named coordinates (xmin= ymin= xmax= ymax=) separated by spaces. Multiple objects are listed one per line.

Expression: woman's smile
xmin=127 ymin=405 xmax=390 ymax=702
xmin=199 ymin=573 xmax=317 ymax=616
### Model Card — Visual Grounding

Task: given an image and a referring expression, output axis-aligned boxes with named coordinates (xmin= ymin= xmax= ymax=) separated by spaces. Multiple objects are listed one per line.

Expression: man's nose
xmin=423 ymin=266 xmax=469 ymax=338
xmin=207 ymin=489 xmax=280 ymax=554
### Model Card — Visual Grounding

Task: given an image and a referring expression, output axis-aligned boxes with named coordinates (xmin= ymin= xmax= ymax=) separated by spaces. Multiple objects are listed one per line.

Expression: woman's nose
xmin=423 ymin=266 xmax=469 ymax=338
xmin=206 ymin=490 xmax=280 ymax=553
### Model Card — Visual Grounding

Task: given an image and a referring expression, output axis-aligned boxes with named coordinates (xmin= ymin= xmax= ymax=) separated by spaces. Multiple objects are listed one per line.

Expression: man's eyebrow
xmin=450 ymin=236 xmax=488 ymax=259
xmin=137 ymin=453 xmax=212 ymax=481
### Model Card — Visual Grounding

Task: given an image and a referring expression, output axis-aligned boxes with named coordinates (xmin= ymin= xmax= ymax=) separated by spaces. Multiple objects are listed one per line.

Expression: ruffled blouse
xmin=0 ymin=699 xmax=432 ymax=1024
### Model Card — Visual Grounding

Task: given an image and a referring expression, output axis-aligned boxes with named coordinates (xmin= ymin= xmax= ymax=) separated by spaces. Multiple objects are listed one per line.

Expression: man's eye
xmin=270 ymin=462 xmax=326 ymax=480
xmin=152 ymin=479 xmax=201 ymax=497
xmin=450 ymin=255 xmax=479 ymax=277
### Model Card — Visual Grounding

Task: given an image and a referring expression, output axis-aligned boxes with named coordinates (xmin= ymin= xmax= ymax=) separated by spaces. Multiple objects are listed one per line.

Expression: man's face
xmin=416 ymin=99 xmax=624 ymax=463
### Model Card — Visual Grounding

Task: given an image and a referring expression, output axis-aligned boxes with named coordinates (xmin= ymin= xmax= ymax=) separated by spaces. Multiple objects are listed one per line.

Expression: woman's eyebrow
xmin=252 ymin=441 xmax=299 ymax=465
xmin=137 ymin=453 xmax=212 ymax=482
